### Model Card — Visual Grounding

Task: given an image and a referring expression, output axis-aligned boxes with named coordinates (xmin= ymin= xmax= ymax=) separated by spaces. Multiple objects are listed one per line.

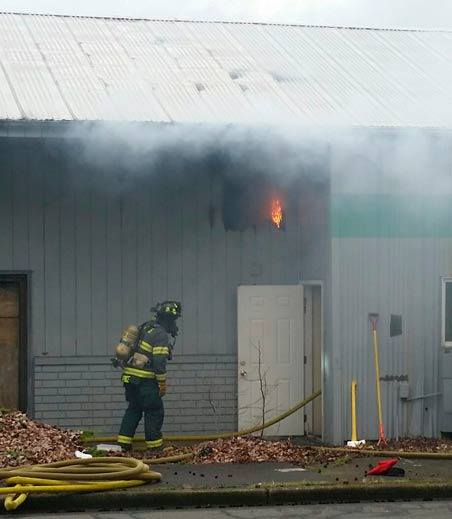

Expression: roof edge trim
xmin=0 ymin=11 xmax=450 ymax=34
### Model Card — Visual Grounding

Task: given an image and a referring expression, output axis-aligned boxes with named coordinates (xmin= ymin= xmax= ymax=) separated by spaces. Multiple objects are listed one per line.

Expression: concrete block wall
xmin=33 ymin=355 xmax=237 ymax=435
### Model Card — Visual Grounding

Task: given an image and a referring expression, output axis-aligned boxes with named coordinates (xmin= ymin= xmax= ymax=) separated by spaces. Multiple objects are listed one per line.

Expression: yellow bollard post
xmin=347 ymin=379 xmax=366 ymax=447
xmin=351 ymin=379 xmax=358 ymax=442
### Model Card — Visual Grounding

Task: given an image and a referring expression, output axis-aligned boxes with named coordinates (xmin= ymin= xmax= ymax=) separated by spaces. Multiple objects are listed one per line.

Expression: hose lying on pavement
xmin=326 ymin=447 xmax=452 ymax=461
xmin=85 ymin=387 xmax=452 ymax=464
xmin=5 ymin=389 xmax=450 ymax=511
xmin=0 ymin=457 xmax=161 ymax=511
xmin=0 ymin=392 xmax=322 ymax=511
xmin=90 ymin=389 xmax=322 ymax=445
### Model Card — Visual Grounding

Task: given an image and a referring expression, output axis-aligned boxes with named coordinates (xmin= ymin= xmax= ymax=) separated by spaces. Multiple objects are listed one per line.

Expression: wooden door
xmin=0 ymin=277 xmax=26 ymax=410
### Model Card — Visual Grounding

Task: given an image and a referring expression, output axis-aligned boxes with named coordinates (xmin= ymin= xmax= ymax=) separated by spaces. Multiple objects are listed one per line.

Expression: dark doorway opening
xmin=0 ymin=274 xmax=28 ymax=411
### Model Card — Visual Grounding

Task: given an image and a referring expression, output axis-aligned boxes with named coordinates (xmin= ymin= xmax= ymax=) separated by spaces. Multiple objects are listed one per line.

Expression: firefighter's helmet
xmin=151 ymin=301 xmax=182 ymax=338
xmin=152 ymin=301 xmax=182 ymax=319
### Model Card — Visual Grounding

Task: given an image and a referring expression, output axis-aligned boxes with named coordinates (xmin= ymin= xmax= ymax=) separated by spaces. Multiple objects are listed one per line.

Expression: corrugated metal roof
xmin=0 ymin=12 xmax=452 ymax=127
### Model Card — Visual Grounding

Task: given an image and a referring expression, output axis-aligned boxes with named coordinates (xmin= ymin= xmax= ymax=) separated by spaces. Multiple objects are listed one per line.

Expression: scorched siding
xmin=0 ymin=136 xmax=303 ymax=359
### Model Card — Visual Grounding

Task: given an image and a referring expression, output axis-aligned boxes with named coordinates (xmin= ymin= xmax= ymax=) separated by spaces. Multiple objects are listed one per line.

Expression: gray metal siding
xmin=331 ymin=238 xmax=452 ymax=441
xmin=329 ymin=133 xmax=452 ymax=442
xmin=298 ymin=177 xmax=333 ymax=442
xmin=0 ymin=137 xmax=303 ymax=361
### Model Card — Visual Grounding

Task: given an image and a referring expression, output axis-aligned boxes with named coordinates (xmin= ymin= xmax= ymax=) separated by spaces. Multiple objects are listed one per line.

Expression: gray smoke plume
xmin=68 ymin=121 xmax=452 ymax=195
xmin=66 ymin=121 xmax=330 ymax=193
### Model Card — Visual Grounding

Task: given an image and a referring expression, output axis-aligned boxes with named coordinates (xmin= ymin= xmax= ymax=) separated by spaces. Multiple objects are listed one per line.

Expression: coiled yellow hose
xmin=0 ymin=391 xmax=322 ymax=511
xmin=0 ymin=457 xmax=161 ymax=511
xmin=4 ymin=389 xmax=451 ymax=512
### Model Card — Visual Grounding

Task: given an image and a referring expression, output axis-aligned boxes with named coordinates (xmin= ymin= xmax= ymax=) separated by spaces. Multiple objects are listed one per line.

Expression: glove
xmin=158 ymin=381 xmax=167 ymax=397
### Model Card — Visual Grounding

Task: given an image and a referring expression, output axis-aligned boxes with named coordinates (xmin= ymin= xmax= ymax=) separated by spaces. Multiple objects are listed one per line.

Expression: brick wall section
xmin=33 ymin=355 xmax=237 ymax=435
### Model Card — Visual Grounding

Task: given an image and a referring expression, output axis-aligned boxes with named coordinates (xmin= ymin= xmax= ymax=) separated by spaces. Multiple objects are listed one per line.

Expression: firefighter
xmin=116 ymin=301 xmax=182 ymax=452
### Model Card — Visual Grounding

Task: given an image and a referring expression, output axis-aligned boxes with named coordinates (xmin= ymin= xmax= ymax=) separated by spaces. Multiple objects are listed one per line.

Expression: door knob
xmin=240 ymin=369 xmax=247 ymax=377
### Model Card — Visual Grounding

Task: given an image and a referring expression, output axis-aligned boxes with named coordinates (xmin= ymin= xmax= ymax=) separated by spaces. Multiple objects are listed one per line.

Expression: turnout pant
xmin=118 ymin=378 xmax=164 ymax=449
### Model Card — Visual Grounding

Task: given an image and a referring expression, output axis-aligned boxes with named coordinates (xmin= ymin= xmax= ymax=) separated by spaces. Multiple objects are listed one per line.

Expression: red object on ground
xmin=367 ymin=458 xmax=399 ymax=476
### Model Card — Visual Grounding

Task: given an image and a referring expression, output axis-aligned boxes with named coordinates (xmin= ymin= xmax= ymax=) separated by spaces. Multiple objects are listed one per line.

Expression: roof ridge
xmin=0 ymin=10 xmax=451 ymax=33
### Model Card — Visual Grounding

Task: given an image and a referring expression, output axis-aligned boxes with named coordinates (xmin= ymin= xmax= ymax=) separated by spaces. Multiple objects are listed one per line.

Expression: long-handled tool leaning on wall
xmin=369 ymin=313 xmax=387 ymax=446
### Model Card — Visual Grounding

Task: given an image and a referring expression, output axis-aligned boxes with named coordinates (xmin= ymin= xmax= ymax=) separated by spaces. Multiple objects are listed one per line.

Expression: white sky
xmin=0 ymin=0 xmax=451 ymax=29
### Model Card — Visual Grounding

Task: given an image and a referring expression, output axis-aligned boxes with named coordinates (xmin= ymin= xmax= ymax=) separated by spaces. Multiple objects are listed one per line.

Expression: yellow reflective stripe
xmin=139 ymin=340 xmax=153 ymax=353
xmin=153 ymin=346 xmax=169 ymax=355
xmin=155 ymin=373 xmax=167 ymax=382
xmin=145 ymin=438 xmax=163 ymax=448
xmin=123 ymin=367 xmax=155 ymax=378
xmin=117 ymin=435 xmax=133 ymax=444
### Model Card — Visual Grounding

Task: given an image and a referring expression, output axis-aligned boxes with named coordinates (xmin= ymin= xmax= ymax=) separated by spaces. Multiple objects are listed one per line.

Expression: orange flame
xmin=271 ymin=199 xmax=283 ymax=229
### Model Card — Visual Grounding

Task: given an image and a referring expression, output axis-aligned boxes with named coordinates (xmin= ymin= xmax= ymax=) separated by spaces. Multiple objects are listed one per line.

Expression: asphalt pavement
xmin=3 ymin=457 xmax=452 ymax=514
xmin=15 ymin=501 xmax=452 ymax=518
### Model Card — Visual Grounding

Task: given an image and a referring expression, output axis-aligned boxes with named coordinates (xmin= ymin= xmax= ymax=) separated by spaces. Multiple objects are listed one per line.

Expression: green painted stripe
xmin=332 ymin=194 xmax=452 ymax=238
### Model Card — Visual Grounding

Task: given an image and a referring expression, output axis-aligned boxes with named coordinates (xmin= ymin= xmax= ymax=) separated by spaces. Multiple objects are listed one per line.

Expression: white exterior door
xmin=237 ymin=285 xmax=304 ymax=436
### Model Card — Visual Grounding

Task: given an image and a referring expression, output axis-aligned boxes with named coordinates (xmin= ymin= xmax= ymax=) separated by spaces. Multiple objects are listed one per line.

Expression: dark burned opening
xmin=222 ymin=175 xmax=287 ymax=231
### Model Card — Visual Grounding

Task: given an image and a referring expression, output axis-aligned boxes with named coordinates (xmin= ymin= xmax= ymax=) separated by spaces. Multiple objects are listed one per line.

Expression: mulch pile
xmin=2 ymin=406 xmax=451 ymax=470
xmin=81 ymin=436 xmax=452 ymax=466
xmin=107 ymin=437 xmax=348 ymax=466
xmin=362 ymin=437 xmax=452 ymax=453
xmin=0 ymin=410 xmax=82 ymax=468
xmin=193 ymin=437 xmax=347 ymax=466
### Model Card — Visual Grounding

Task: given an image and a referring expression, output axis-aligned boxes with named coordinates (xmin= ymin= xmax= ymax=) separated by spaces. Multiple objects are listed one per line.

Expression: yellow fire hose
xmin=90 ymin=389 xmax=322 ymax=444
xmin=87 ymin=384 xmax=452 ymax=465
xmin=0 ymin=390 xmax=321 ymax=511
xmin=4 ymin=389 xmax=452 ymax=512
xmin=0 ymin=457 xmax=161 ymax=511
xmin=85 ymin=388 xmax=452 ymax=463
xmin=323 ymin=447 xmax=452 ymax=460
xmin=0 ymin=391 xmax=320 ymax=511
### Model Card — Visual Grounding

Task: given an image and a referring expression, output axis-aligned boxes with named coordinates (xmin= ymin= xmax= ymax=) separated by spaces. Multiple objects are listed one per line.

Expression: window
xmin=222 ymin=177 xmax=286 ymax=231
xmin=390 ymin=314 xmax=403 ymax=337
xmin=442 ymin=278 xmax=452 ymax=347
